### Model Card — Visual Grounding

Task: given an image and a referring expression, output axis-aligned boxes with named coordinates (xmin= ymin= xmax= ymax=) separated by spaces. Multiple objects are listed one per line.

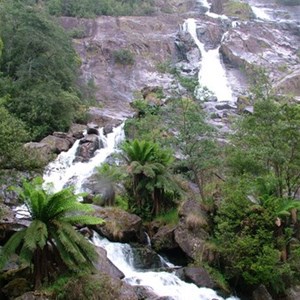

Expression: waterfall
xmin=92 ymin=233 xmax=238 ymax=300
xmin=43 ymin=123 xmax=125 ymax=193
xmin=183 ymin=18 xmax=233 ymax=102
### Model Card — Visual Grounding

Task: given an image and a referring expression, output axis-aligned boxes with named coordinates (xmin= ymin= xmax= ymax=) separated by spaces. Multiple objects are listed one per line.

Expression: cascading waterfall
xmin=92 ymin=233 xmax=238 ymax=300
xmin=43 ymin=123 xmax=125 ymax=193
xmin=183 ymin=9 xmax=233 ymax=102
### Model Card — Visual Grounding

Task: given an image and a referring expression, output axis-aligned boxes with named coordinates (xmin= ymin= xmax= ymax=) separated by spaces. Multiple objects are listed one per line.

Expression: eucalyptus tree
xmin=169 ymin=97 xmax=219 ymax=201
xmin=0 ymin=177 xmax=103 ymax=289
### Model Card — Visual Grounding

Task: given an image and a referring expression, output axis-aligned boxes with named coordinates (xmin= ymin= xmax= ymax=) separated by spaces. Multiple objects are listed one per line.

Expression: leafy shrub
xmin=112 ymin=49 xmax=135 ymax=65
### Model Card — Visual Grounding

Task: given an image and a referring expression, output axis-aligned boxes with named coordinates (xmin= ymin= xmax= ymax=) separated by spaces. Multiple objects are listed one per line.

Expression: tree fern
xmin=0 ymin=177 xmax=103 ymax=288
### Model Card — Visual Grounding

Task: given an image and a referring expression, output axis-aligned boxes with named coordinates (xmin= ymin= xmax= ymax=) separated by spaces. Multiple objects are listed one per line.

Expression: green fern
xmin=0 ymin=177 xmax=103 ymax=288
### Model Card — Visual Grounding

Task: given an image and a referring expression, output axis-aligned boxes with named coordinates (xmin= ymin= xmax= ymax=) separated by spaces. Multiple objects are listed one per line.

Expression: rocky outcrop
xmin=23 ymin=142 xmax=53 ymax=164
xmin=174 ymin=199 xmax=210 ymax=261
xmin=252 ymin=285 xmax=273 ymax=300
xmin=220 ymin=21 xmax=300 ymax=95
xmin=92 ymin=206 xmax=144 ymax=243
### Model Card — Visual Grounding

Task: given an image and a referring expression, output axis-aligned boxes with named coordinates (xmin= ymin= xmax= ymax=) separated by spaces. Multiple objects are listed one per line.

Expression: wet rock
xmin=103 ymin=124 xmax=114 ymax=135
xmin=40 ymin=135 xmax=72 ymax=154
xmin=176 ymin=267 xmax=217 ymax=289
xmin=92 ymin=206 xmax=144 ymax=243
xmin=152 ymin=225 xmax=178 ymax=252
xmin=275 ymin=68 xmax=300 ymax=97
xmin=131 ymin=246 xmax=166 ymax=270
xmin=215 ymin=103 xmax=236 ymax=110
xmin=94 ymin=246 xmax=124 ymax=279
xmin=87 ymin=123 xmax=99 ymax=135
xmin=68 ymin=123 xmax=86 ymax=139
xmin=220 ymin=21 xmax=300 ymax=89
xmin=174 ymin=200 xmax=209 ymax=260
xmin=132 ymin=286 xmax=161 ymax=300
xmin=59 ymin=272 xmax=138 ymax=300
xmin=74 ymin=134 xmax=100 ymax=162
xmin=252 ymin=284 xmax=273 ymax=300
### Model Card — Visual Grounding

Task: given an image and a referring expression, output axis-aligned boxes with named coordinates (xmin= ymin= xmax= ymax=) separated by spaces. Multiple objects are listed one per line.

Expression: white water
xmin=183 ymin=18 xmax=233 ymax=102
xmin=93 ymin=233 xmax=238 ymax=300
xmin=43 ymin=123 xmax=125 ymax=193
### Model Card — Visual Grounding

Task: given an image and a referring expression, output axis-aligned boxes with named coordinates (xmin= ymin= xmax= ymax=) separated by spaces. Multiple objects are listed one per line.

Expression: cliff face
xmin=59 ymin=0 xmax=300 ymax=120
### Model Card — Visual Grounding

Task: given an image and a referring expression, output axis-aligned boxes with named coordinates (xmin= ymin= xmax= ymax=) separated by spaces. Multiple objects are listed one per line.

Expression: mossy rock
xmin=223 ymin=0 xmax=254 ymax=20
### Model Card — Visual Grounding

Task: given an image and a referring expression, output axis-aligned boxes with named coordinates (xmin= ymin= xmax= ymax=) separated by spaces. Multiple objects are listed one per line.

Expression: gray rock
xmin=92 ymin=206 xmax=144 ymax=243
xmin=152 ymin=225 xmax=178 ymax=252
xmin=94 ymin=246 xmax=124 ymax=279
xmin=174 ymin=200 xmax=209 ymax=260
xmin=176 ymin=267 xmax=217 ymax=289
xmin=74 ymin=134 xmax=100 ymax=162
xmin=286 ymin=285 xmax=300 ymax=300
xmin=252 ymin=284 xmax=273 ymax=300
xmin=40 ymin=135 xmax=72 ymax=154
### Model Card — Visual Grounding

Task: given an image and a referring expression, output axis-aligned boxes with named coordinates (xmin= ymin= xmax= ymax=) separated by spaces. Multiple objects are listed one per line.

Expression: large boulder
xmin=176 ymin=267 xmax=217 ymax=289
xmin=152 ymin=225 xmax=178 ymax=252
xmin=286 ymin=285 xmax=300 ymax=300
xmin=40 ymin=134 xmax=72 ymax=154
xmin=74 ymin=134 xmax=101 ymax=162
xmin=94 ymin=247 xmax=124 ymax=279
xmin=15 ymin=292 xmax=51 ymax=300
xmin=23 ymin=142 xmax=53 ymax=164
xmin=92 ymin=206 xmax=144 ymax=243
xmin=2 ymin=277 xmax=31 ymax=299
xmin=252 ymin=285 xmax=273 ymax=300
xmin=174 ymin=199 xmax=210 ymax=261
xmin=68 ymin=123 xmax=86 ymax=139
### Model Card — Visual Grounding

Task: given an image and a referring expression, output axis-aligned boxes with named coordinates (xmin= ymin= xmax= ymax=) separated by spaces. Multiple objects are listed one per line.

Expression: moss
xmin=223 ymin=1 xmax=254 ymax=20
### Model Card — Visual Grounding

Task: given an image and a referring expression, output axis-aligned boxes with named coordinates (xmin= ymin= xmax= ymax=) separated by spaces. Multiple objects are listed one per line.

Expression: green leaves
xmin=0 ymin=177 xmax=103 ymax=287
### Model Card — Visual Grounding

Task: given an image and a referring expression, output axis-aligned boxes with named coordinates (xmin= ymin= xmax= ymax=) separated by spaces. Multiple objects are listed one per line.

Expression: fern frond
xmin=0 ymin=230 xmax=25 ymax=269
xmin=24 ymin=220 xmax=48 ymax=251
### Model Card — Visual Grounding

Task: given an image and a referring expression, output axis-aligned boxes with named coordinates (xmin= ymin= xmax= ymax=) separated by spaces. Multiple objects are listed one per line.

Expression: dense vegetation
xmin=0 ymin=0 xmax=91 ymax=169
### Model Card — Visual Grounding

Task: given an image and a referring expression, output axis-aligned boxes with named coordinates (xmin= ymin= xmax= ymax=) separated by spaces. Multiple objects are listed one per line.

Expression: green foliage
xmin=112 ymin=49 xmax=135 ymax=66
xmin=154 ymin=208 xmax=179 ymax=225
xmin=121 ymin=139 xmax=180 ymax=218
xmin=169 ymin=97 xmax=219 ymax=201
xmin=0 ymin=104 xmax=42 ymax=170
xmin=177 ymin=75 xmax=198 ymax=95
xmin=46 ymin=0 xmax=156 ymax=17
xmin=228 ymin=98 xmax=300 ymax=199
xmin=214 ymin=185 xmax=295 ymax=293
xmin=0 ymin=0 xmax=81 ymax=140
xmin=0 ymin=177 xmax=103 ymax=288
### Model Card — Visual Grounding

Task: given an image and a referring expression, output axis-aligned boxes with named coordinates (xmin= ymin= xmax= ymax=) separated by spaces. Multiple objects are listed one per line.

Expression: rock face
xmin=92 ymin=206 xmax=144 ymax=243
xmin=220 ymin=20 xmax=300 ymax=95
xmin=174 ymin=199 xmax=209 ymax=260
xmin=152 ymin=224 xmax=178 ymax=252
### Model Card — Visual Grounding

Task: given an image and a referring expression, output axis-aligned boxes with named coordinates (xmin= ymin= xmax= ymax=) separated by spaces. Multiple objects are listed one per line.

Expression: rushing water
xmin=183 ymin=18 xmax=233 ymax=102
xmin=93 ymin=233 xmax=238 ymax=300
xmin=43 ymin=123 xmax=125 ymax=193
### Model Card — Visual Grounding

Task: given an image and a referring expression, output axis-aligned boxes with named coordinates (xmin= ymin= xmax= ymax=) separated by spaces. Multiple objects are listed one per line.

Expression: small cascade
xmin=43 ymin=123 xmax=125 ymax=193
xmin=183 ymin=18 xmax=233 ymax=102
xmin=92 ymin=233 xmax=238 ymax=300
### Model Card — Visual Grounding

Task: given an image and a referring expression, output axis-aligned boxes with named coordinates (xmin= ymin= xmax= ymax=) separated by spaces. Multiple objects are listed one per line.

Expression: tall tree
xmin=169 ymin=97 xmax=219 ymax=201
xmin=0 ymin=177 xmax=103 ymax=289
